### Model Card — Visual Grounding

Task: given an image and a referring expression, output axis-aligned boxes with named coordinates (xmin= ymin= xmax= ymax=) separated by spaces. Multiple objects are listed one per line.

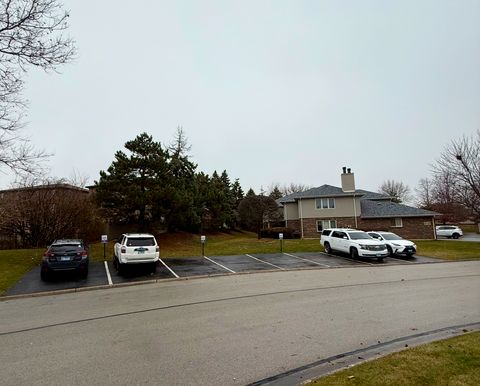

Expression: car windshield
xmin=126 ymin=237 xmax=155 ymax=246
xmin=348 ymin=232 xmax=372 ymax=240
xmin=381 ymin=233 xmax=403 ymax=240
xmin=50 ymin=244 xmax=83 ymax=253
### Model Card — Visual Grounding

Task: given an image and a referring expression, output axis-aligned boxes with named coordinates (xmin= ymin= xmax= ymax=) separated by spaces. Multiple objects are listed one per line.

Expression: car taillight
xmin=77 ymin=250 xmax=88 ymax=256
xmin=156 ymin=246 xmax=159 ymax=252
xmin=121 ymin=246 xmax=126 ymax=253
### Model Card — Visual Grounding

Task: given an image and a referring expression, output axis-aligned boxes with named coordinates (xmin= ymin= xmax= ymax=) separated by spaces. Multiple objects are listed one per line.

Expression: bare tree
xmin=0 ymin=179 xmax=101 ymax=248
xmin=0 ymin=0 xmax=75 ymax=175
xmin=433 ymin=130 xmax=480 ymax=220
xmin=415 ymin=178 xmax=434 ymax=208
xmin=168 ymin=126 xmax=192 ymax=157
xmin=268 ymin=182 xmax=312 ymax=197
xmin=378 ymin=180 xmax=412 ymax=203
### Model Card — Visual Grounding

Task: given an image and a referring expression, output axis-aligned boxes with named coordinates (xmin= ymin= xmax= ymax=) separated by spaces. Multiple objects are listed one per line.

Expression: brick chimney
xmin=341 ymin=167 xmax=355 ymax=192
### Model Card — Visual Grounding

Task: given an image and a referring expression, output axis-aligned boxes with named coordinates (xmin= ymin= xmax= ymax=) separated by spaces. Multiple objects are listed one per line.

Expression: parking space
xmin=4 ymin=252 xmax=446 ymax=297
xmin=6 ymin=262 xmax=108 ymax=296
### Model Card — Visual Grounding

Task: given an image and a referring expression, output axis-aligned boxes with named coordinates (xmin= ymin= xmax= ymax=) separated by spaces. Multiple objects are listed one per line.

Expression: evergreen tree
xmin=95 ymin=133 xmax=169 ymax=229
xmin=269 ymin=186 xmax=283 ymax=200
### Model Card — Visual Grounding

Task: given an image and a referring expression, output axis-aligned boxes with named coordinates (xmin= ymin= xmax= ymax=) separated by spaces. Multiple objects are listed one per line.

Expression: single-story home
xmin=277 ymin=168 xmax=439 ymax=239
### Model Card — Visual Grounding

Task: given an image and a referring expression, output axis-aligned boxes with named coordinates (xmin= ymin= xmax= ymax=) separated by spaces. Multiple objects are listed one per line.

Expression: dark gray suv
xmin=41 ymin=239 xmax=89 ymax=280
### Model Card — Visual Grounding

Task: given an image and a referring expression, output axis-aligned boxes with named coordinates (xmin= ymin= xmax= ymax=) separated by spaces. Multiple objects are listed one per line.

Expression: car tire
xmin=324 ymin=242 xmax=332 ymax=254
xmin=40 ymin=270 xmax=49 ymax=281
xmin=350 ymin=248 xmax=359 ymax=260
xmin=80 ymin=266 xmax=88 ymax=279
xmin=151 ymin=262 xmax=157 ymax=274
xmin=117 ymin=262 xmax=124 ymax=275
xmin=113 ymin=256 xmax=118 ymax=271
xmin=452 ymin=233 xmax=459 ymax=239
xmin=386 ymin=245 xmax=393 ymax=257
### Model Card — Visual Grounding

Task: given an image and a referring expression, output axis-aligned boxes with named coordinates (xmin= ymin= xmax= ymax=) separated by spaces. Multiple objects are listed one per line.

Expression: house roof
xmin=277 ymin=185 xmax=391 ymax=203
xmin=277 ymin=184 xmax=439 ymax=218
xmin=360 ymin=199 xmax=440 ymax=218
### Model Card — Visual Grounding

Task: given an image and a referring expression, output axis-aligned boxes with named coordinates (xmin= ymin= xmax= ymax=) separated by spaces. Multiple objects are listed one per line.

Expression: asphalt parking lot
xmin=5 ymin=252 xmax=443 ymax=297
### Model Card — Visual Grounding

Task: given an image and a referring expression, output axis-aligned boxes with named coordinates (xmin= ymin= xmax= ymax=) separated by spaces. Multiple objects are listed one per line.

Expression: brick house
xmin=277 ymin=168 xmax=439 ymax=239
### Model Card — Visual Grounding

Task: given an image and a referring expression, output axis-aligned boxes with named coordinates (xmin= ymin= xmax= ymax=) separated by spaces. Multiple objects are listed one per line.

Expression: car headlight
xmin=358 ymin=244 xmax=368 ymax=250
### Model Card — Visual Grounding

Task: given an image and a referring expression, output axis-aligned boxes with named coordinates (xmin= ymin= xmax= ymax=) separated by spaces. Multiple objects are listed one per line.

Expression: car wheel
xmin=80 ymin=266 xmax=88 ymax=279
xmin=113 ymin=256 xmax=118 ymax=271
xmin=151 ymin=262 xmax=157 ymax=274
xmin=117 ymin=262 xmax=124 ymax=275
xmin=40 ymin=269 xmax=49 ymax=281
xmin=386 ymin=245 xmax=393 ymax=257
xmin=350 ymin=248 xmax=359 ymax=260
xmin=324 ymin=242 xmax=332 ymax=254
xmin=452 ymin=233 xmax=459 ymax=239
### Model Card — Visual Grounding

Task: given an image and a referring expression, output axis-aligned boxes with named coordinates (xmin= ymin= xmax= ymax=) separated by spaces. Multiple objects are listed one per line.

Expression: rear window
xmin=50 ymin=244 xmax=83 ymax=253
xmin=126 ymin=237 xmax=156 ymax=247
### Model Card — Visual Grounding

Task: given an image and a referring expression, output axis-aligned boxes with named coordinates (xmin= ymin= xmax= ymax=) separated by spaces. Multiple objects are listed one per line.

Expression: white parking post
xmin=201 ymin=235 xmax=206 ymax=257
xmin=279 ymin=233 xmax=284 ymax=253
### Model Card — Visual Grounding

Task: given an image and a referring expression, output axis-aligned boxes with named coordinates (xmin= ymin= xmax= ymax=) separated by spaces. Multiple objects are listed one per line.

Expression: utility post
xmin=279 ymin=232 xmax=284 ymax=253
xmin=201 ymin=235 xmax=206 ymax=257
xmin=101 ymin=234 xmax=108 ymax=259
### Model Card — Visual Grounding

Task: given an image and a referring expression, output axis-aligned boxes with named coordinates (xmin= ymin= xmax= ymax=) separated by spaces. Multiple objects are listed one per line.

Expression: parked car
xmin=367 ymin=231 xmax=416 ymax=257
xmin=436 ymin=225 xmax=463 ymax=239
xmin=41 ymin=239 xmax=89 ymax=280
xmin=320 ymin=228 xmax=388 ymax=261
xmin=113 ymin=233 xmax=159 ymax=274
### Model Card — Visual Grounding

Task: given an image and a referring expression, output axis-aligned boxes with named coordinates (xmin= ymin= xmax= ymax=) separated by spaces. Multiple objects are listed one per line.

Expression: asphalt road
xmin=1 ymin=261 xmax=479 ymax=386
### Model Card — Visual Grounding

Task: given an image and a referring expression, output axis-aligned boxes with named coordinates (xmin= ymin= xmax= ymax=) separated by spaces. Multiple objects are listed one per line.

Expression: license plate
xmin=61 ymin=256 xmax=70 ymax=261
xmin=376 ymin=254 xmax=383 ymax=257
xmin=137 ymin=250 xmax=145 ymax=254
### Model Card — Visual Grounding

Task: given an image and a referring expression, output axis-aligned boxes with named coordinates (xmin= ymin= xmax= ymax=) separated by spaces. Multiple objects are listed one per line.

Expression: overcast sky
xmin=5 ymin=0 xmax=480 ymax=196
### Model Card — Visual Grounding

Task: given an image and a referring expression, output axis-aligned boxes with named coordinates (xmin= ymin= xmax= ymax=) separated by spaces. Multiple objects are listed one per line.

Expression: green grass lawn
xmin=307 ymin=331 xmax=480 ymax=386
xmin=1 ymin=232 xmax=479 ymax=296
xmin=415 ymin=240 xmax=480 ymax=260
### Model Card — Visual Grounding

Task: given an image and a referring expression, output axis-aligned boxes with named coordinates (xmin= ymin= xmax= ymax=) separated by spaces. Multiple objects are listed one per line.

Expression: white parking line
xmin=204 ymin=256 xmax=236 ymax=273
xmin=245 ymin=254 xmax=284 ymax=270
xmin=159 ymin=258 xmax=180 ymax=278
xmin=283 ymin=253 xmax=330 ymax=267
xmin=329 ymin=254 xmax=373 ymax=266
xmin=388 ymin=256 xmax=414 ymax=264
xmin=104 ymin=261 xmax=113 ymax=286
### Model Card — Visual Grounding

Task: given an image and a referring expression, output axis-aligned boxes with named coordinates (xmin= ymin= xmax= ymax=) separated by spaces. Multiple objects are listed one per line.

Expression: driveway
xmin=5 ymin=252 xmax=444 ymax=297
xmin=1 ymin=261 xmax=479 ymax=386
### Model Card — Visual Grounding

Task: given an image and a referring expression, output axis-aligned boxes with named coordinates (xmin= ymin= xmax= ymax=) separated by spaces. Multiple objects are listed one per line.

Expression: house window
xmin=391 ymin=218 xmax=403 ymax=227
xmin=315 ymin=198 xmax=335 ymax=209
xmin=317 ymin=219 xmax=337 ymax=232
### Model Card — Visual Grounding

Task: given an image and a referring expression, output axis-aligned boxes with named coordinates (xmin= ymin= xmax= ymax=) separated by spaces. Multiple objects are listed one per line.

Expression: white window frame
xmin=391 ymin=218 xmax=403 ymax=228
xmin=315 ymin=198 xmax=336 ymax=209
xmin=316 ymin=219 xmax=337 ymax=232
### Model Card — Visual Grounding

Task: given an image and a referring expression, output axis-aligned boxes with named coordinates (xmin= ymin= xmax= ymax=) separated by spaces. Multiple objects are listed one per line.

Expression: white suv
xmin=367 ymin=231 xmax=417 ymax=257
xmin=436 ymin=225 xmax=463 ymax=239
xmin=114 ymin=233 xmax=159 ymax=274
xmin=320 ymin=228 xmax=388 ymax=261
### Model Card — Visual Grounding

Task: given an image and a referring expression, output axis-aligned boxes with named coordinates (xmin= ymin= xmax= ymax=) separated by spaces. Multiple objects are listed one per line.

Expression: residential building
xmin=277 ymin=168 xmax=439 ymax=239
